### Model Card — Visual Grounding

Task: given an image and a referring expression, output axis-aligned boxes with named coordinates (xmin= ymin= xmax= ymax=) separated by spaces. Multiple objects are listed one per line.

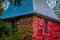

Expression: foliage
xmin=0 ymin=19 xmax=12 ymax=40
xmin=7 ymin=17 xmax=33 ymax=40
xmin=0 ymin=7 xmax=4 ymax=15
xmin=0 ymin=0 xmax=4 ymax=5
xmin=0 ymin=16 xmax=33 ymax=40
xmin=0 ymin=25 xmax=33 ymax=40
xmin=7 ymin=27 xmax=33 ymax=40
xmin=55 ymin=11 xmax=60 ymax=18
xmin=0 ymin=0 xmax=4 ymax=16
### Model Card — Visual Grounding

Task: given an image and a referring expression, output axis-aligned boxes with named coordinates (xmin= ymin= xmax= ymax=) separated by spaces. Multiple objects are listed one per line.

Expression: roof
xmin=1 ymin=0 xmax=60 ymax=22
xmin=1 ymin=0 xmax=34 ymax=19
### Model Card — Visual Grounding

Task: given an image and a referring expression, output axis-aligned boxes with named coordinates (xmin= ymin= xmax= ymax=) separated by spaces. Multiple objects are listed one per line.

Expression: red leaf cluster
xmin=32 ymin=16 xmax=60 ymax=40
xmin=48 ymin=21 xmax=60 ymax=40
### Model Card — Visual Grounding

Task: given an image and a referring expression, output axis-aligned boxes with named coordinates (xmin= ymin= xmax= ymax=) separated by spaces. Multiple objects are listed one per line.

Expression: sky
xmin=2 ymin=0 xmax=56 ymax=10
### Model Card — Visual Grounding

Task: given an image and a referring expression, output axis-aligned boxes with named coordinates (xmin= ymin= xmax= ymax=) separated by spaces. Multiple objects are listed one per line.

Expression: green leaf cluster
xmin=0 ymin=0 xmax=4 ymax=16
xmin=7 ymin=27 xmax=33 ymax=40
xmin=55 ymin=11 xmax=60 ymax=18
xmin=0 ymin=19 xmax=13 ymax=40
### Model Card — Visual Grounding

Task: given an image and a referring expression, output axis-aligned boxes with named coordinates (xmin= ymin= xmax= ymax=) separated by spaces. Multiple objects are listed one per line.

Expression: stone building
xmin=0 ymin=0 xmax=60 ymax=40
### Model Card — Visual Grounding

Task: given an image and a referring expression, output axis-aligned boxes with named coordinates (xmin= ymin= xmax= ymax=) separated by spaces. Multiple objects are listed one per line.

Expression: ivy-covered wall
xmin=17 ymin=16 xmax=33 ymax=32
xmin=4 ymin=15 xmax=60 ymax=40
xmin=32 ymin=16 xmax=60 ymax=40
xmin=4 ymin=21 xmax=12 ymax=28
